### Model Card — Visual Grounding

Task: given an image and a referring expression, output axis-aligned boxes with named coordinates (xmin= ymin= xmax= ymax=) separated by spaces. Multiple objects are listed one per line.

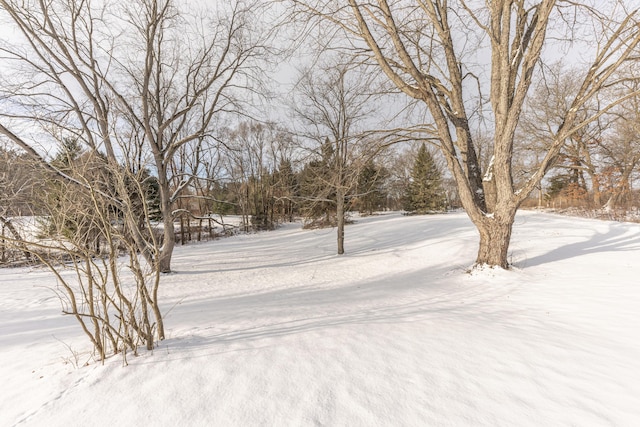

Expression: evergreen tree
xmin=51 ymin=138 xmax=83 ymax=170
xmin=273 ymin=158 xmax=298 ymax=222
xmin=404 ymin=144 xmax=446 ymax=214
xmin=137 ymin=169 xmax=162 ymax=222
xmin=355 ymin=160 xmax=388 ymax=215
xmin=298 ymin=138 xmax=337 ymax=224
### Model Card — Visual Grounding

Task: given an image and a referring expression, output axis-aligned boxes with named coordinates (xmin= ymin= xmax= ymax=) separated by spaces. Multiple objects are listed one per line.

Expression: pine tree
xmin=273 ymin=158 xmax=298 ymax=222
xmin=404 ymin=144 xmax=446 ymax=214
xmin=51 ymin=138 xmax=83 ymax=171
xmin=355 ymin=160 xmax=388 ymax=215
xmin=298 ymin=138 xmax=337 ymax=225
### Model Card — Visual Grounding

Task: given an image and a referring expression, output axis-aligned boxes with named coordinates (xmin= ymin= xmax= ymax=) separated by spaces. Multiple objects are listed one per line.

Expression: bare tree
xmin=517 ymin=64 xmax=604 ymax=207
xmin=0 ymin=143 xmax=40 ymax=264
xmin=1 ymin=151 xmax=164 ymax=361
xmin=0 ymin=0 xmax=270 ymax=272
xmin=293 ymin=59 xmax=380 ymax=254
xmin=599 ymin=81 xmax=640 ymax=210
xmin=220 ymin=121 xmax=295 ymax=231
xmin=518 ymin=63 xmax=640 ymax=210
xmin=291 ymin=0 xmax=640 ymax=268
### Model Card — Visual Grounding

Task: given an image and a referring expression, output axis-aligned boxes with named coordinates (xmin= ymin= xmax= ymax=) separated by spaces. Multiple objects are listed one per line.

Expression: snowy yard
xmin=1 ymin=211 xmax=639 ymax=426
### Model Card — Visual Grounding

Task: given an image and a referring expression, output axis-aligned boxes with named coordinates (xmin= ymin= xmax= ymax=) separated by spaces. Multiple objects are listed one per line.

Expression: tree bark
xmin=158 ymin=221 xmax=175 ymax=274
xmin=475 ymin=213 xmax=516 ymax=269
xmin=336 ymin=188 xmax=345 ymax=255
xmin=591 ymin=173 xmax=602 ymax=207
xmin=155 ymin=162 xmax=175 ymax=273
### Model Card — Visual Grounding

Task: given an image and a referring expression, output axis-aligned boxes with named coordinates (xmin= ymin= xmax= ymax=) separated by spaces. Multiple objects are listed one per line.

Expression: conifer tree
xmin=273 ymin=158 xmax=298 ymax=222
xmin=355 ymin=160 xmax=388 ymax=215
xmin=298 ymin=138 xmax=337 ymax=224
xmin=404 ymin=144 xmax=446 ymax=214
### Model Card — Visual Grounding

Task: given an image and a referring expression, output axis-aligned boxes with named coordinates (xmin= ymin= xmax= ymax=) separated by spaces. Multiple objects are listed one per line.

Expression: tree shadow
xmin=152 ymin=262 xmax=519 ymax=363
xmin=515 ymin=223 xmax=640 ymax=268
xmin=172 ymin=212 xmax=474 ymax=275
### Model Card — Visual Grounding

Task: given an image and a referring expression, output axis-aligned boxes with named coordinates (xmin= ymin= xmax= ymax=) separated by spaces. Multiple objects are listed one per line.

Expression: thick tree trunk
xmin=604 ymin=170 xmax=632 ymax=211
xmin=474 ymin=211 xmax=517 ymax=269
xmin=157 ymin=188 xmax=175 ymax=273
xmin=158 ymin=220 xmax=175 ymax=274
xmin=156 ymin=166 xmax=175 ymax=273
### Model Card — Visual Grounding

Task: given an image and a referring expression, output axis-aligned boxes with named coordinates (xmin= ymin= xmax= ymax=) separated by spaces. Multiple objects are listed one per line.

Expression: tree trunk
xmin=591 ymin=173 xmax=602 ymax=207
xmin=155 ymin=161 xmax=176 ymax=273
xmin=336 ymin=188 xmax=345 ymax=255
xmin=0 ymin=215 xmax=31 ymax=260
xmin=158 ymin=219 xmax=175 ymax=274
xmin=605 ymin=167 xmax=633 ymax=211
xmin=1 ymin=224 xmax=5 ymax=263
xmin=151 ymin=264 xmax=165 ymax=341
xmin=474 ymin=211 xmax=516 ymax=269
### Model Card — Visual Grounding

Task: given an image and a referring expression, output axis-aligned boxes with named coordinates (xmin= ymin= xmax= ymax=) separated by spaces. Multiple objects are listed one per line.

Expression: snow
xmin=2 ymin=210 xmax=640 ymax=426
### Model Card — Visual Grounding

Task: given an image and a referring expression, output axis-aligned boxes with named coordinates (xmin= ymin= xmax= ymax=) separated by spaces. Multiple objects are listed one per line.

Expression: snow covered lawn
xmin=1 ymin=211 xmax=639 ymax=426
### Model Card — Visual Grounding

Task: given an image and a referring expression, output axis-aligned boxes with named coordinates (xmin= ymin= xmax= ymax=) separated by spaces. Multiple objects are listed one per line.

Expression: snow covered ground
xmin=1 ymin=210 xmax=639 ymax=426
